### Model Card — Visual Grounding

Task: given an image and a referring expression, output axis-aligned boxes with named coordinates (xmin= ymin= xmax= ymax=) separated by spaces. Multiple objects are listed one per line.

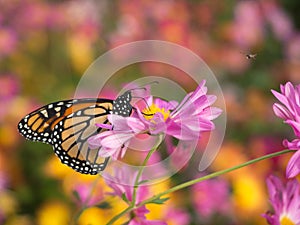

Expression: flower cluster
xmin=88 ymin=80 xmax=222 ymax=160
xmin=272 ymin=82 xmax=300 ymax=178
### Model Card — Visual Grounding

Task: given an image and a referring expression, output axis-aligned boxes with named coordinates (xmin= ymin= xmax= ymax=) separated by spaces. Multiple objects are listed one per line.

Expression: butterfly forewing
xmin=18 ymin=100 xmax=75 ymax=144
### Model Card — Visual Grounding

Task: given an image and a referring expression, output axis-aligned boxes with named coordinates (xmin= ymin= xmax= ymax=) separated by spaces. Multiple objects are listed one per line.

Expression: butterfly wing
xmin=18 ymin=98 xmax=114 ymax=175
xmin=51 ymin=100 xmax=113 ymax=174
xmin=18 ymin=99 xmax=76 ymax=144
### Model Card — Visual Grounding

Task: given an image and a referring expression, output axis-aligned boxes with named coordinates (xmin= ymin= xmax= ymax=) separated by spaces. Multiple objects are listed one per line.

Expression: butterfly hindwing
xmin=51 ymin=101 xmax=112 ymax=175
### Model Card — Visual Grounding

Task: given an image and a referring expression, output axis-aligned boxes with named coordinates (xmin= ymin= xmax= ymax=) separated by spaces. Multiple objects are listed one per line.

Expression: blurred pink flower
xmin=192 ymin=177 xmax=231 ymax=218
xmin=128 ymin=206 xmax=167 ymax=225
xmin=262 ymin=1 xmax=293 ymax=42
xmin=0 ymin=27 xmax=18 ymax=57
xmin=0 ymin=74 xmax=19 ymax=121
xmin=232 ymin=1 xmax=264 ymax=48
xmin=105 ymin=167 xmax=166 ymax=225
xmin=0 ymin=171 xmax=8 ymax=191
xmin=0 ymin=74 xmax=19 ymax=99
xmin=286 ymin=35 xmax=300 ymax=63
xmin=263 ymin=175 xmax=300 ymax=225
xmin=104 ymin=166 xmax=147 ymax=203
xmin=164 ymin=208 xmax=190 ymax=225
xmin=14 ymin=2 xmax=51 ymax=31
xmin=88 ymin=81 xmax=221 ymax=159
xmin=73 ymin=183 xmax=104 ymax=207
xmin=272 ymin=82 xmax=300 ymax=178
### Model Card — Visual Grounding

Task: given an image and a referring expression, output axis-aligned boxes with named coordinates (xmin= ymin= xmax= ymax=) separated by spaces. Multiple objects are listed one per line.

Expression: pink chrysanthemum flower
xmin=88 ymin=80 xmax=222 ymax=159
xmin=263 ymin=175 xmax=300 ymax=225
xmin=192 ymin=177 xmax=231 ymax=219
xmin=138 ymin=80 xmax=221 ymax=140
xmin=272 ymin=82 xmax=300 ymax=178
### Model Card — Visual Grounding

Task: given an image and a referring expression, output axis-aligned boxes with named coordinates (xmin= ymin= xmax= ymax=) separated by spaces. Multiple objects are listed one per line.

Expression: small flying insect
xmin=245 ymin=53 xmax=257 ymax=60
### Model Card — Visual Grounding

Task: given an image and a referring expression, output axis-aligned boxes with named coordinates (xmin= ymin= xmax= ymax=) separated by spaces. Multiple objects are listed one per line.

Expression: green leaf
xmin=121 ymin=192 xmax=130 ymax=204
xmin=138 ymin=180 xmax=149 ymax=185
xmin=72 ymin=190 xmax=80 ymax=201
xmin=95 ymin=201 xmax=111 ymax=209
xmin=148 ymin=197 xmax=169 ymax=205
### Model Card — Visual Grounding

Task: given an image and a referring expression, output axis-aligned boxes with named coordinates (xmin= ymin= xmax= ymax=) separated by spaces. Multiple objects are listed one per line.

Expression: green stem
xmin=106 ymin=206 xmax=132 ymax=225
xmin=106 ymin=148 xmax=293 ymax=225
xmin=137 ymin=149 xmax=293 ymax=207
xmin=132 ymin=135 xmax=163 ymax=204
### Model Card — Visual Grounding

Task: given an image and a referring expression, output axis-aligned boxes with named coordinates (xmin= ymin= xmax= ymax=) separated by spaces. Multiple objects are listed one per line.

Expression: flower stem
xmin=106 ymin=148 xmax=293 ymax=224
xmin=137 ymin=149 xmax=293 ymax=207
xmin=106 ymin=206 xmax=132 ymax=225
xmin=132 ymin=135 xmax=163 ymax=204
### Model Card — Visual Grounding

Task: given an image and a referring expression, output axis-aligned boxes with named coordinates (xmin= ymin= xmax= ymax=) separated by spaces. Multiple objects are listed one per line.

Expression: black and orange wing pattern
xmin=18 ymin=98 xmax=114 ymax=175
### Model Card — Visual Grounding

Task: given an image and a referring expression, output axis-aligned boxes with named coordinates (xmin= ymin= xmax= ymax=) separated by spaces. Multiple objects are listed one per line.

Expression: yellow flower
xmin=67 ymin=34 xmax=94 ymax=73
xmin=78 ymin=205 xmax=128 ymax=225
xmin=37 ymin=201 xmax=70 ymax=225
xmin=232 ymin=174 xmax=267 ymax=217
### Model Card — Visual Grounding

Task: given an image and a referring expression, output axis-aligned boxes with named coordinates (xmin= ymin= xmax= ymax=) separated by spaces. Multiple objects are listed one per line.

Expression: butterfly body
xmin=18 ymin=93 xmax=133 ymax=175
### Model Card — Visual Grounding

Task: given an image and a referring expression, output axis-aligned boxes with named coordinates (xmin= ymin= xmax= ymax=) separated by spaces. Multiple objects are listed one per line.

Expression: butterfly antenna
xmin=126 ymin=81 xmax=159 ymax=92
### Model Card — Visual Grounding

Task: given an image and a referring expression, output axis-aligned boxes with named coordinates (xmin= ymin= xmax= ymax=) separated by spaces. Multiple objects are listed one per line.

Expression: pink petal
xmin=190 ymin=80 xmax=207 ymax=99
xmin=271 ymin=89 xmax=289 ymax=107
xmin=266 ymin=175 xmax=284 ymax=212
xmin=108 ymin=115 xmax=130 ymax=130
xmin=98 ymin=147 xmax=118 ymax=158
xmin=126 ymin=117 xmax=146 ymax=133
xmin=95 ymin=123 xmax=113 ymax=130
xmin=273 ymin=103 xmax=292 ymax=120
xmin=285 ymin=120 xmax=300 ymax=137
xmin=87 ymin=132 xmax=110 ymax=149
xmin=283 ymin=138 xmax=300 ymax=150
xmin=168 ymin=100 xmax=179 ymax=109
xmin=201 ymin=107 xmax=223 ymax=120
xmin=272 ymin=85 xmax=296 ymax=114
xmin=101 ymin=132 xmax=134 ymax=148
xmin=154 ymin=98 xmax=177 ymax=111
xmin=194 ymin=95 xmax=217 ymax=112
xmin=286 ymin=150 xmax=300 ymax=178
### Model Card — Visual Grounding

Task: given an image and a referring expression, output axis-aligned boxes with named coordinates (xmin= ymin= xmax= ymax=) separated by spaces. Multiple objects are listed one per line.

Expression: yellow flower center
xmin=142 ymin=104 xmax=170 ymax=121
xmin=280 ymin=216 xmax=295 ymax=225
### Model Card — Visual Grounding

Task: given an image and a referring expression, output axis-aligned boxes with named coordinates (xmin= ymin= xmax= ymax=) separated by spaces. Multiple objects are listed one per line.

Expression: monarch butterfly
xmin=18 ymin=90 xmax=135 ymax=175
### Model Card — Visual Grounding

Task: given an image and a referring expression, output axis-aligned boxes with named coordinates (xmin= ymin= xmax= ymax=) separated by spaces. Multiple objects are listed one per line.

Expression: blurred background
xmin=1 ymin=0 xmax=300 ymax=224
